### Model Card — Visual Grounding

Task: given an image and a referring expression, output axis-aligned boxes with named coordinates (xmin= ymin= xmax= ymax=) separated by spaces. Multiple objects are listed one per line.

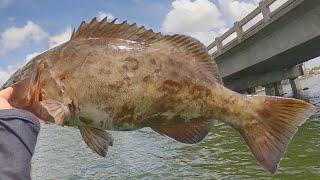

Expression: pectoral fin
xmin=79 ymin=127 xmax=114 ymax=157
xmin=40 ymin=99 xmax=71 ymax=125
xmin=150 ymin=118 xmax=214 ymax=144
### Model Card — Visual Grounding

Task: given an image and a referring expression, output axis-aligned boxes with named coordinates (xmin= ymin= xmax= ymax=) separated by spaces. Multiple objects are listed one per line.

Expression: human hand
xmin=0 ymin=87 xmax=13 ymax=110
xmin=0 ymin=87 xmax=45 ymax=124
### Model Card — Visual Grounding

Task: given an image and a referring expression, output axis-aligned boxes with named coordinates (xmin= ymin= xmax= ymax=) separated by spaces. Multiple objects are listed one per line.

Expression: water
xmin=31 ymin=75 xmax=320 ymax=180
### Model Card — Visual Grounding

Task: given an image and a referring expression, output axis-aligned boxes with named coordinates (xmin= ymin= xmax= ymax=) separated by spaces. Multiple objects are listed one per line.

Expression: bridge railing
xmin=207 ymin=0 xmax=302 ymax=57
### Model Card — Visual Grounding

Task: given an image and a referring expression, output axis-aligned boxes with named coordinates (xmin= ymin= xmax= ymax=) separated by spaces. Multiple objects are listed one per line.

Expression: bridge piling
xmin=264 ymin=81 xmax=284 ymax=96
xmin=289 ymin=78 xmax=302 ymax=98
xmin=247 ymin=87 xmax=256 ymax=94
xmin=241 ymin=87 xmax=256 ymax=94
xmin=264 ymin=83 xmax=276 ymax=96
xmin=274 ymin=81 xmax=284 ymax=96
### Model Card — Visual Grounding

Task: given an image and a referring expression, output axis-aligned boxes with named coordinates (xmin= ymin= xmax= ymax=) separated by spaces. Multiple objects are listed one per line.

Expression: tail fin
xmin=240 ymin=96 xmax=316 ymax=174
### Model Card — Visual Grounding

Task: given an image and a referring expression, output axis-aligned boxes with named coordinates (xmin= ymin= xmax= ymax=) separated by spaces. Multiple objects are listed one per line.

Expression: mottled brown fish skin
xmin=27 ymin=38 xmax=233 ymax=130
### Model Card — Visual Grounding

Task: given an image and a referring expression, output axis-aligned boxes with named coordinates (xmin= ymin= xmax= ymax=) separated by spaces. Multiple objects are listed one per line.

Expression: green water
xmin=31 ymin=75 xmax=320 ymax=179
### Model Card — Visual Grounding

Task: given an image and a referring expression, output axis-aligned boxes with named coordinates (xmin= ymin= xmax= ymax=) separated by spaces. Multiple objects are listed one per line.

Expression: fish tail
xmin=238 ymin=95 xmax=316 ymax=174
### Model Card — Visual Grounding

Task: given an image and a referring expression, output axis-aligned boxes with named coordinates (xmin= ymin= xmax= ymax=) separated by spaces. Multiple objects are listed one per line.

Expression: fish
xmin=1 ymin=17 xmax=316 ymax=174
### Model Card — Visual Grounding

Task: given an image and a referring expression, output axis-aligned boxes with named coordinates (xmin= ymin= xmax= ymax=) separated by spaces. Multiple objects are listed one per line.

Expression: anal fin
xmin=79 ymin=127 xmax=114 ymax=157
xmin=150 ymin=118 xmax=214 ymax=144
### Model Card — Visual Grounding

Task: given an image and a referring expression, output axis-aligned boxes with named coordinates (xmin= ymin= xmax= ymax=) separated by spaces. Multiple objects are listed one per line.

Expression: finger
xmin=0 ymin=87 xmax=13 ymax=100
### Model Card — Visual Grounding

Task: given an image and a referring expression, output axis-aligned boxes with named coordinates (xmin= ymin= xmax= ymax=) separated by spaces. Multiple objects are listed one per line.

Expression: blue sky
xmin=0 ymin=0 xmax=319 ymax=84
xmin=0 ymin=1 xmax=171 ymax=67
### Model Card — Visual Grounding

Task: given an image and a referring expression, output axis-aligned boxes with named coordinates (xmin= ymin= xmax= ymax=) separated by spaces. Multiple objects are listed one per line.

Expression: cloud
xmin=162 ymin=0 xmax=225 ymax=34
xmin=48 ymin=28 xmax=72 ymax=48
xmin=160 ymin=0 xmax=265 ymax=46
xmin=0 ymin=68 xmax=11 ymax=86
xmin=0 ymin=51 xmax=41 ymax=86
xmin=0 ymin=21 xmax=73 ymax=84
xmin=161 ymin=0 xmax=227 ymax=46
xmin=218 ymin=0 xmax=257 ymax=22
xmin=189 ymin=28 xmax=227 ymax=46
xmin=8 ymin=52 xmax=39 ymax=74
xmin=0 ymin=0 xmax=12 ymax=8
xmin=0 ymin=24 xmax=72 ymax=85
xmin=25 ymin=52 xmax=40 ymax=62
xmin=97 ymin=11 xmax=115 ymax=21
xmin=0 ymin=21 xmax=47 ymax=55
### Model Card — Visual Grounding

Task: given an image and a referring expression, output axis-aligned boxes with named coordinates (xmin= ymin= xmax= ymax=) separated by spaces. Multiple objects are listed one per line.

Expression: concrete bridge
xmin=207 ymin=0 xmax=320 ymax=97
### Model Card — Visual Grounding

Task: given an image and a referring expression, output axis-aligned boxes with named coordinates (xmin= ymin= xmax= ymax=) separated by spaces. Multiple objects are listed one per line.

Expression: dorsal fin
xmin=156 ymin=35 xmax=222 ymax=83
xmin=71 ymin=17 xmax=222 ymax=83
xmin=71 ymin=17 xmax=166 ymax=44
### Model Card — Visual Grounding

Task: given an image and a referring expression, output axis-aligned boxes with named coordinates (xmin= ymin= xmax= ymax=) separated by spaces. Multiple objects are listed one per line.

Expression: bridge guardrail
xmin=207 ymin=0 xmax=304 ymax=58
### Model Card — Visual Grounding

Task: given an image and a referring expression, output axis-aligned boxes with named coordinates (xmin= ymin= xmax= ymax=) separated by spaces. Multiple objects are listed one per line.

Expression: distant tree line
xmin=307 ymin=66 xmax=320 ymax=75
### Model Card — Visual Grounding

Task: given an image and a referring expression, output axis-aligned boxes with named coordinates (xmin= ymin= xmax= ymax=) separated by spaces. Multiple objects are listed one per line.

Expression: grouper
xmin=1 ymin=17 xmax=316 ymax=174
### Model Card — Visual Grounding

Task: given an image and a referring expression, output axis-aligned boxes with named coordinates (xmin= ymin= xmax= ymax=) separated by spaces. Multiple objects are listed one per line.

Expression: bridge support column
xmin=289 ymin=78 xmax=301 ymax=98
xmin=239 ymin=87 xmax=256 ymax=94
xmin=247 ymin=87 xmax=256 ymax=94
xmin=264 ymin=83 xmax=275 ymax=96
xmin=264 ymin=81 xmax=284 ymax=96
xmin=274 ymin=81 xmax=284 ymax=96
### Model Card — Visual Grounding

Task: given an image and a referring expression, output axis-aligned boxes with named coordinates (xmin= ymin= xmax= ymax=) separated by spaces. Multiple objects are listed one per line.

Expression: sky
xmin=0 ymin=0 xmax=319 ymax=85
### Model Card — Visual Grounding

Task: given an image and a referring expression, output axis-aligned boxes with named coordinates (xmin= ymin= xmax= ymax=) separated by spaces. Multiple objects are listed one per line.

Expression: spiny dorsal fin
xmin=157 ymin=35 xmax=222 ymax=83
xmin=71 ymin=17 xmax=166 ymax=44
xmin=71 ymin=17 xmax=222 ymax=83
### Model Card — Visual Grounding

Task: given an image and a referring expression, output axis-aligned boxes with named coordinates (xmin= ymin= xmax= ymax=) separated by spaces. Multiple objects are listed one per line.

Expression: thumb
xmin=0 ymin=87 xmax=13 ymax=100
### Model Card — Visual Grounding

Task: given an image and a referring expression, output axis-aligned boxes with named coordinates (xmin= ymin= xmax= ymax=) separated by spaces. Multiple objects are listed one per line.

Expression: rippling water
xmin=31 ymin=75 xmax=320 ymax=179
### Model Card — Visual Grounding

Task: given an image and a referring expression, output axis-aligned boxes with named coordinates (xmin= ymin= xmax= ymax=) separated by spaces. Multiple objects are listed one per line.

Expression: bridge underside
xmin=223 ymin=35 xmax=320 ymax=91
